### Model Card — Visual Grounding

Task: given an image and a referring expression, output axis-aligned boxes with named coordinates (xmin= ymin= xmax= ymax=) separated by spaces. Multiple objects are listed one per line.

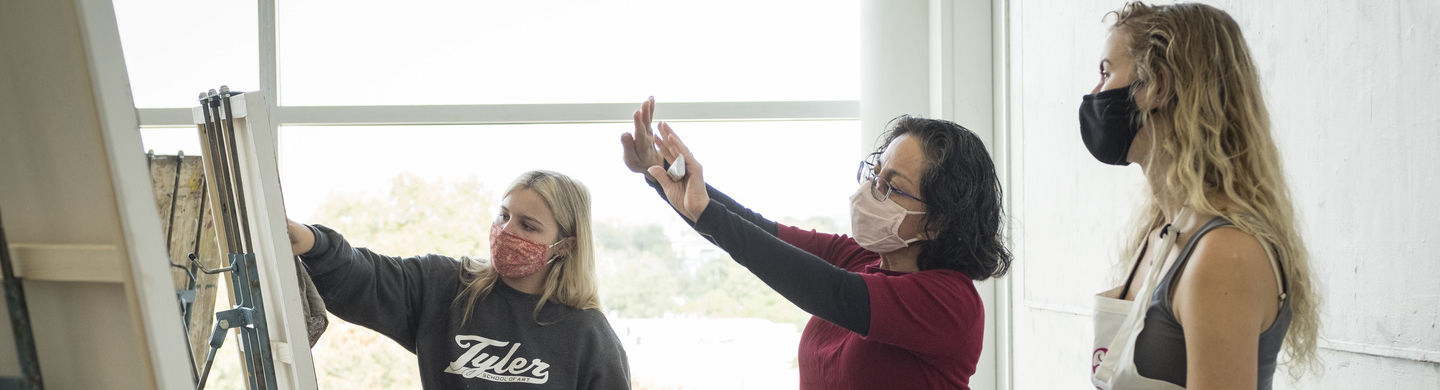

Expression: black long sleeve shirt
xmin=300 ymin=224 xmax=630 ymax=389
xmin=647 ymin=179 xmax=871 ymax=334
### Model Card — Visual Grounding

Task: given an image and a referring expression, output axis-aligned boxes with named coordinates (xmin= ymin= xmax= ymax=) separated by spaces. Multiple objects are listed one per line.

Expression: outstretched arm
xmin=287 ymin=219 xmax=434 ymax=350
xmin=638 ymin=119 xmax=871 ymax=334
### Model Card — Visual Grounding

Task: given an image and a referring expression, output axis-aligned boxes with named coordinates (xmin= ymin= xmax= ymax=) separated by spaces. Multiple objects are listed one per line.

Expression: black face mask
xmin=1078 ymin=84 xmax=1141 ymax=166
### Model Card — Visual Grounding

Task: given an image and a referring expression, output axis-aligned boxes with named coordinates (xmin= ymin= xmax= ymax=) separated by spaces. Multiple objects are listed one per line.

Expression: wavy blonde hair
xmin=455 ymin=170 xmax=600 ymax=326
xmin=1109 ymin=1 xmax=1319 ymax=379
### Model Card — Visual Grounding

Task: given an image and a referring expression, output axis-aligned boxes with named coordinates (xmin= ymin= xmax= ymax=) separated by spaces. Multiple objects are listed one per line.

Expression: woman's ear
xmin=912 ymin=222 xmax=939 ymax=242
xmin=550 ymin=237 xmax=576 ymax=260
xmin=1141 ymin=73 xmax=1170 ymax=111
xmin=921 ymin=230 xmax=939 ymax=242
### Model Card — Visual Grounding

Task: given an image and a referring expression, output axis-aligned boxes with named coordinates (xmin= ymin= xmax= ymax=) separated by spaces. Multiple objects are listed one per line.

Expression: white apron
xmin=1090 ymin=211 xmax=1189 ymax=390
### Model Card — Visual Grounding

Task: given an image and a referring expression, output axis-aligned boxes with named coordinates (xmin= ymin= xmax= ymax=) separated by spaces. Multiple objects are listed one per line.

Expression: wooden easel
xmin=146 ymin=153 xmax=226 ymax=382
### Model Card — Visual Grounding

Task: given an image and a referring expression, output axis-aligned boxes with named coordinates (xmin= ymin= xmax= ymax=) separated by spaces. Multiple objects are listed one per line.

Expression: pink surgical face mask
xmin=849 ymin=180 xmax=926 ymax=253
xmin=489 ymin=224 xmax=561 ymax=278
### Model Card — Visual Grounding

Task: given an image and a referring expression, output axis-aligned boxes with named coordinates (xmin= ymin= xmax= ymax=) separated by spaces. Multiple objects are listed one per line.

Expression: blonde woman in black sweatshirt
xmin=286 ymin=170 xmax=629 ymax=389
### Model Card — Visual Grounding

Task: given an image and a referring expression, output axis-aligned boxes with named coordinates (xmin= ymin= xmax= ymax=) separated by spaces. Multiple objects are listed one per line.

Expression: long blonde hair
xmin=1109 ymin=1 xmax=1319 ymax=378
xmin=455 ymin=170 xmax=600 ymax=326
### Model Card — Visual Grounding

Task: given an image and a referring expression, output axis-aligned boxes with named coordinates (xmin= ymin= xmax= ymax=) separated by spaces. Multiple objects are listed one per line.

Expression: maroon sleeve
xmin=776 ymin=224 xmax=880 ymax=272
xmin=860 ymin=270 xmax=983 ymax=356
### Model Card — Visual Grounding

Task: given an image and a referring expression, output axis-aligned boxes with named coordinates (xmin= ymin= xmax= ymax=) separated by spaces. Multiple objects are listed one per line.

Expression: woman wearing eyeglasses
xmin=618 ymin=97 xmax=1011 ymax=389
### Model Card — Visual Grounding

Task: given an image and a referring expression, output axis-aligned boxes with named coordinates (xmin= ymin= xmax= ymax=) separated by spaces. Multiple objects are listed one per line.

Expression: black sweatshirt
xmin=648 ymin=179 xmax=872 ymax=334
xmin=300 ymin=224 xmax=630 ymax=389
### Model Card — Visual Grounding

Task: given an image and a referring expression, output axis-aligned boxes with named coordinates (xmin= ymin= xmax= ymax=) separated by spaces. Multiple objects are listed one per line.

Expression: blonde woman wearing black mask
xmin=1081 ymin=2 xmax=1319 ymax=389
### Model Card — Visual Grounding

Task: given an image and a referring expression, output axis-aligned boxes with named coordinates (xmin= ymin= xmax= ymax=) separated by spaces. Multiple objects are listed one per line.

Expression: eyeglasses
xmin=856 ymin=155 xmax=925 ymax=204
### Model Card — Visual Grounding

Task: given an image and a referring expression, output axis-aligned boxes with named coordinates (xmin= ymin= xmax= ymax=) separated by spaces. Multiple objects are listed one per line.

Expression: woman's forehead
xmin=1103 ymin=30 xmax=1133 ymax=66
xmin=500 ymin=189 xmax=555 ymax=222
xmin=881 ymin=135 xmax=927 ymax=185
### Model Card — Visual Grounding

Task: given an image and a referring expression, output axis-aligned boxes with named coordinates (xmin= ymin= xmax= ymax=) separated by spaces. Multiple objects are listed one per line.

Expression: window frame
xmin=132 ymin=0 xmax=859 ymax=128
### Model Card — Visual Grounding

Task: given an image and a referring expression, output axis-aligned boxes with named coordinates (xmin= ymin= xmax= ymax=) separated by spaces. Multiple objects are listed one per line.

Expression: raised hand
xmin=646 ymin=121 xmax=710 ymax=223
xmin=620 ymin=97 xmax=663 ymax=176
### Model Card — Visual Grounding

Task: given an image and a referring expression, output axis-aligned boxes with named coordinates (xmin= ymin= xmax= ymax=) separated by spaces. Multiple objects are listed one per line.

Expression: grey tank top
xmin=1128 ymin=217 xmax=1292 ymax=389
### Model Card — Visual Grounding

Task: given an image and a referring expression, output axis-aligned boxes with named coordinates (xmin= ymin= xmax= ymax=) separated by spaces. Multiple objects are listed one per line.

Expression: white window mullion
xmin=139 ymin=101 xmax=858 ymax=127
xmin=277 ymin=101 xmax=858 ymax=126
xmin=137 ymin=108 xmax=196 ymax=127
xmin=992 ymin=1 xmax=1015 ymax=388
xmin=259 ymin=0 xmax=278 ymax=109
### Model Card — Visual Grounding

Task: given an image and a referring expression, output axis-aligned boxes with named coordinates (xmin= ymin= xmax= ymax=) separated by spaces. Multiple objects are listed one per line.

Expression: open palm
xmin=647 ymin=121 xmax=709 ymax=222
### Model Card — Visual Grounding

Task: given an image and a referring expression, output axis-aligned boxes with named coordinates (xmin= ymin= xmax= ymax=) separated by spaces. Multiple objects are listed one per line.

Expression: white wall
xmin=1004 ymin=0 xmax=1440 ymax=388
xmin=860 ymin=0 xmax=931 ymax=146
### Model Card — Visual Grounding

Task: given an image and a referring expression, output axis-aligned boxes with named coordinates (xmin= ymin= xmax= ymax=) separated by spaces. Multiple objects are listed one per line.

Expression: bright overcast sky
xmin=120 ymin=0 xmax=862 ymax=229
xmin=115 ymin=0 xmax=858 ymax=108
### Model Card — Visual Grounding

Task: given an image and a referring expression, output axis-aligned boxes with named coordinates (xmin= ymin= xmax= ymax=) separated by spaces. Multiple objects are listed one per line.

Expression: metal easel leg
xmin=190 ymin=87 xmax=279 ymax=390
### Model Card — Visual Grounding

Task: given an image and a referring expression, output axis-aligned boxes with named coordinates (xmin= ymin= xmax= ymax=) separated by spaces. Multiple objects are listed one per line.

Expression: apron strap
xmin=1095 ymin=209 xmax=1192 ymax=381
xmin=1258 ymin=238 xmax=1288 ymax=301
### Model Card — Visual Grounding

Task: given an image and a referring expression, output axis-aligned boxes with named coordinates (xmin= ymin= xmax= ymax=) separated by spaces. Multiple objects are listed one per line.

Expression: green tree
xmin=593 ymin=222 xmax=687 ymax=317
xmin=311 ymin=173 xmax=494 ymax=257
xmin=682 ymin=257 xmax=811 ymax=329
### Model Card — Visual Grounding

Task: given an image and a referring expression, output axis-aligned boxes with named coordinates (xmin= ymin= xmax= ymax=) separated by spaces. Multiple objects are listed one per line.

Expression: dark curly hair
xmin=873 ymin=115 xmax=1011 ymax=280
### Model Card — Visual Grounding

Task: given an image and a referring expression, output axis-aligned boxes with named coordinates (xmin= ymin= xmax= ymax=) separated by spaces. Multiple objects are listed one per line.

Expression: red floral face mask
xmin=489 ymin=224 xmax=561 ymax=278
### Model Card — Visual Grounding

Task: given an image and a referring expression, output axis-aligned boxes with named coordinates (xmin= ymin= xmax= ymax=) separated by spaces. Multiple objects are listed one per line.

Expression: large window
xmin=277 ymin=0 xmax=858 ymax=105
xmin=114 ymin=0 xmax=258 ymax=108
xmin=125 ymin=1 xmax=859 ymax=389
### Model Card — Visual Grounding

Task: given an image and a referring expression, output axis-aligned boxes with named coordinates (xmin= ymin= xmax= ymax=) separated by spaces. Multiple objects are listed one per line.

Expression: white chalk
xmin=667 ymin=154 xmax=687 ymax=180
